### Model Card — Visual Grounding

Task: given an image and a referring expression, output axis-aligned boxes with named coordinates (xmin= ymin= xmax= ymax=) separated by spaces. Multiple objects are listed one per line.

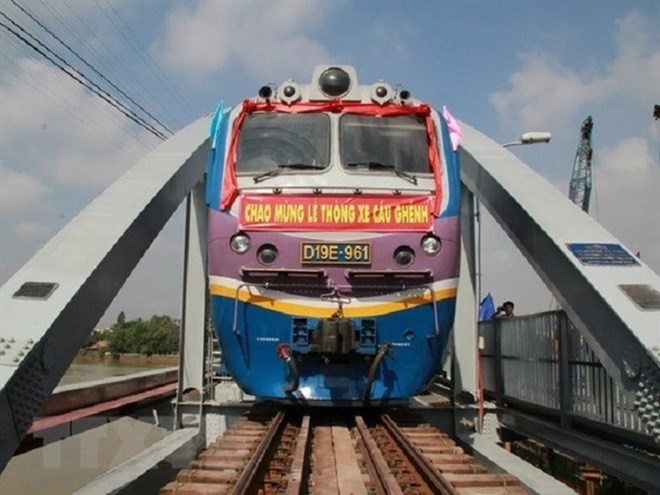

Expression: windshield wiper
xmin=252 ymin=163 xmax=326 ymax=183
xmin=346 ymin=162 xmax=417 ymax=185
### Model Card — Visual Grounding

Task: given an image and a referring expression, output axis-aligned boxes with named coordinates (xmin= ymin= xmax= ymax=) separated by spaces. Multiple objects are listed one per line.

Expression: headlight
xmin=319 ymin=67 xmax=350 ymax=97
xmin=421 ymin=235 xmax=441 ymax=256
xmin=257 ymin=244 xmax=278 ymax=265
xmin=394 ymin=246 xmax=415 ymax=267
xmin=230 ymin=233 xmax=251 ymax=254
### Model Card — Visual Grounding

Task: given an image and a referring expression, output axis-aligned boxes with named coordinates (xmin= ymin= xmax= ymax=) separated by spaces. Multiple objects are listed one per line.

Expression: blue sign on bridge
xmin=567 ymin=243 xmax=640 ymax=266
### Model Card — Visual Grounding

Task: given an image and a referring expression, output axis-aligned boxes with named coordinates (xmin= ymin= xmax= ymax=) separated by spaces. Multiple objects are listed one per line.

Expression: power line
xmin=3 ymin=39 xmax=159 ymax=153
xmin=1 ymin=45 xmax=154 ymax=156
xmin=0 ymin=14 xmax=168 ymax=140
xmin=1 ymin=8 xmax=170 ymax=140
xmin=53 ymin=1 xmax=183 ymax=129
xmin=98 ymin=0 xmax=192 ymax=111
xmin=0 ymin=19 xmax=166 ymax=141
xmin=9 ymin=0 xmax=174 ymax=136
xmin=1 ymin=28 xmax=156 ymax=153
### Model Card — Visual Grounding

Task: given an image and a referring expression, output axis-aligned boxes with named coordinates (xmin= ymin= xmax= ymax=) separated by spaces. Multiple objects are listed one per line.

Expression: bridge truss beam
xmin=459 ymin=121 xmax=660 ymax=443
xmin=0 ymin=117 xmax=210 ymax=471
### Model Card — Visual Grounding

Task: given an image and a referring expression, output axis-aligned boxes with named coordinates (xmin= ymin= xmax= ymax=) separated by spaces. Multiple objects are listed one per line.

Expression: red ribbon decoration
xmin=221 ymin=100 xmax=444 ymax=215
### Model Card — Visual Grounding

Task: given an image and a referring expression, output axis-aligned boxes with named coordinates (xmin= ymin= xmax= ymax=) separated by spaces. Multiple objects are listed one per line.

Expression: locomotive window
xmin=235 ymin=113 xmax=330 ymax=173
xmin=340 ymin=115 xmax=431 ymax=174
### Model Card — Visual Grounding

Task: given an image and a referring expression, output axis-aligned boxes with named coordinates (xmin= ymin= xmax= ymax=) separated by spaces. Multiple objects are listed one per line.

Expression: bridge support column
xmin=453 ymin=185 xmax=479 ymax=403
xmin=176 ymin=181 xmax=208 ymax=428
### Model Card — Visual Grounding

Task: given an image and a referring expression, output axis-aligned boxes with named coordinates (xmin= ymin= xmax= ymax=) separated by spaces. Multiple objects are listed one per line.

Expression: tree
xmin=107 ymin=314 xmax=180 ymax=355
xmin=84 ymin=328 xmax=111 ymax=348
xmin=116 ymin=311 xmax=126 ymax=327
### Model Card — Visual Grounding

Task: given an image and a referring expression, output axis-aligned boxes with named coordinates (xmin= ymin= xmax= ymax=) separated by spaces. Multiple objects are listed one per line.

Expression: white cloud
xmin=0 ymin=58 xmax=158 ymax=187
xmin=15 ymin=221 xmax=51 ymax=241
xmin=152 ymin=0 xmax=337 ymax=81
xmin=487 ymin=9 xmax=660 ymax=284
xmin=491 ymin=11 xmax=659 ymax=132
xmin=0 ymin=0 xmax=122 ymax=61
xmin=598 ymin=136 xmax=653 ymax=173
xmin=0 ymin=56 xmax=159 ymax=287
xmin=0 ymin=166 xmax=49 ymax=212
xmin=608 ymin=12 xmax=660 ymax=104
xmin=480 ymin=136 xmax=660 ymax=313
xmin=368 ymin=17 xmax=415 ymax=59
xmin=593 ymin=137 xmax=660 ymax=270
xmin=491 ymin=53 xmax=605 ymax=131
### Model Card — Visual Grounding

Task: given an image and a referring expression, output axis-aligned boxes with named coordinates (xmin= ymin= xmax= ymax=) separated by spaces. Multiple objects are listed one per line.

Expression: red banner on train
xmin=239 ymin=195 xmax=433 ymax=231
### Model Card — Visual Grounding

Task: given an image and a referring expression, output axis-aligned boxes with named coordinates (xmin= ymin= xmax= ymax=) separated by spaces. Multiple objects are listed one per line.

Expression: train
xmin=206 ymin=65 xmax=461 ymax=404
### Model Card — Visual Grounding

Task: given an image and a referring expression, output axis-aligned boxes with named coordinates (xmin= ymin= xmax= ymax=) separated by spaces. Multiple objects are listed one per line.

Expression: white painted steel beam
xmin=459 ymin=121 xmax=660 ymax=436
xmin=452 ymin=186 xmax=479 ymax=401
xmin=0 ymin=116 xmax=210 ymax=471
xmin=74 ymin=428 xmax=202 ymax=495
xmin=175 ymin=181 xmax=208 ymax=425
xmin=499 ymin=410 xmax=660 ymax=493
xmin=457 ymin=430 xmax=576 ymax=495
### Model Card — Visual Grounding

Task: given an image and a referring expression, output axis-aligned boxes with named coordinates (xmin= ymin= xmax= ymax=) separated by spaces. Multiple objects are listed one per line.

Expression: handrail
xmin=479 ymin=310 xmax=657 ymax=450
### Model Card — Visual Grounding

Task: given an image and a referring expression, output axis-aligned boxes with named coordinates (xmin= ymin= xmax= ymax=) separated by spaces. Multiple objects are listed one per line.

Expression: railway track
xmin=161 ymin=407 xmax=526 ymax=494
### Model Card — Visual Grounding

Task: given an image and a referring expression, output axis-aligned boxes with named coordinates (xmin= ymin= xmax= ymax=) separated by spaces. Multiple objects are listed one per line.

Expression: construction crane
xmin=568 ymin=116 xmax=594 ymax=212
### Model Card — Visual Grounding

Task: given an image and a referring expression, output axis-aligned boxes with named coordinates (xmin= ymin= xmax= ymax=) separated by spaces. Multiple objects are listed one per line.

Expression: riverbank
xmin=74 ymin=351 xmax=178 ymax=366
xmin=60 ymin=353 xmax=179 ymax=386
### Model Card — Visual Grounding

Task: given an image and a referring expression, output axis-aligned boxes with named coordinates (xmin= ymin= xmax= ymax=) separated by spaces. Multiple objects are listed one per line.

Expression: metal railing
xmin=479 ymin=310 xmax=651 ymax=447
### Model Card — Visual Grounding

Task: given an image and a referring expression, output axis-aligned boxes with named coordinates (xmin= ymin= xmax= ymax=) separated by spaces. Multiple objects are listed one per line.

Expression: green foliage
xmin=84 ymin=328 xmax=112 ymax=348
xmin=106 ymin=314 xmax=180 ymax=355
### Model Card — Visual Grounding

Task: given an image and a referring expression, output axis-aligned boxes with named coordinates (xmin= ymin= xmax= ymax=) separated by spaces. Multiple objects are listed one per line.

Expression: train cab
xmin=206 ymin=65 xmax=461 ymax=403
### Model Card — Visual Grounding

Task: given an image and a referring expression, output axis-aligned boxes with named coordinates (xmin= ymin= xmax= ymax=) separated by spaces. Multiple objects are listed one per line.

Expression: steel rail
xmin=381 ymin=413 xmax=459 ymax=495
xmin=161 ymin=408 xmax=526 ymax=494
xmin=231 ymin=410 xmax=287 ymax=495
xmin=355 ymin=415 xmax=403 ymax=495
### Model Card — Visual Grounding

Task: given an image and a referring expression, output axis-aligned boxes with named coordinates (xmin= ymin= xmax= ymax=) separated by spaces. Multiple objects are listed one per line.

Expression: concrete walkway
xmin=0 ymin=417 xmax=167 ymax=495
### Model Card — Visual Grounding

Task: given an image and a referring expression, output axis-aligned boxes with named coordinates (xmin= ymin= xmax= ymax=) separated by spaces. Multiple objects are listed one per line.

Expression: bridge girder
xmin=0 ymin=117 xmax=210 ymax=471
xmin=459 ymin=120 xmax=660 ymax=442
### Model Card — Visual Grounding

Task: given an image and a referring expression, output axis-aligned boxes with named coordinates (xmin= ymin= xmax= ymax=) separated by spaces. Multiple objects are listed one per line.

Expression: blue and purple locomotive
xmin=206 ymin=65 xmax=461 ymax=403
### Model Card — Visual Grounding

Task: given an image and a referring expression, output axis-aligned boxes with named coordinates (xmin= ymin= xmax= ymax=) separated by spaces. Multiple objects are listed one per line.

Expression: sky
xmin=0 ymin=0 xmax=658 ymax=327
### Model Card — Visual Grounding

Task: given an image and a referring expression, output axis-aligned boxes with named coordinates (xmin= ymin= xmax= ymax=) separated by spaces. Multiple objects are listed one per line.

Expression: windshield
xmin=235 ymin=113 xmax=331 ymax=174
xmin=340 ymin=114 xmax=431 ymax=174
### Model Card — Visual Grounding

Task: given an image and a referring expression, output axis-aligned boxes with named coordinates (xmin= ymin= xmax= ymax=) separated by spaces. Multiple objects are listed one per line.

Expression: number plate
xmin=301 ymin=242 xmax=371 ymax=265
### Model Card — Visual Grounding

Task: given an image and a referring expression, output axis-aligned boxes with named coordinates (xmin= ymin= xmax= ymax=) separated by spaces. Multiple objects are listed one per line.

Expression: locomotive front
xmin=207 ymin=66 xmax=461 ymax=403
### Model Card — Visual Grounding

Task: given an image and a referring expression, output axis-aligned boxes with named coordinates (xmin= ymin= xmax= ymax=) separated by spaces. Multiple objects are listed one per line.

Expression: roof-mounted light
xmin=319 ymin=67 xmax=351 ymax=98
xmin=278 ymin=80 xmax=301 ymax=105
xmin=370 ymin=82 xmax=393 ymax=105
xmin=398 ymin=89 xmax=412 ymax=105
xmin=258 ymin=85 xmax=273 ymax=99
